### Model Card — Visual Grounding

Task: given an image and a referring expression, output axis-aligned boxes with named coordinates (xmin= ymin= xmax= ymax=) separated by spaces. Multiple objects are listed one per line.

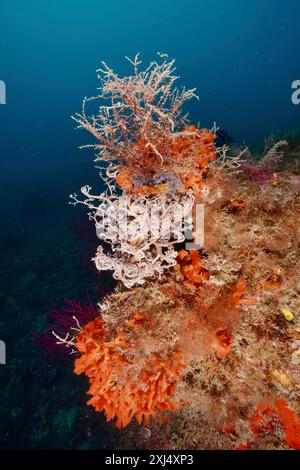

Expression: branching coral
xmin=35 ymin=282 xmax=104 ymax=358
xmin=241 ymin=140 xmax=288 ymax=184
xmin=72 ymin=53 xmax=198 ymax=176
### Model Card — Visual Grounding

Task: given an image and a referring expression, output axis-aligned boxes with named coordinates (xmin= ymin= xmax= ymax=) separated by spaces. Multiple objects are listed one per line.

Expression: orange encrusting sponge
xmin=249 ymin=399 xmax=300 ymax=450
xmin=74 ymin=317 xmax=185 ymax=428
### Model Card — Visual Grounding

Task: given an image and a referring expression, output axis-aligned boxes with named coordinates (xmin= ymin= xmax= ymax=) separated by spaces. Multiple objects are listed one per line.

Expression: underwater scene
xmin=0 ymin=0 xmax=300 ymax=456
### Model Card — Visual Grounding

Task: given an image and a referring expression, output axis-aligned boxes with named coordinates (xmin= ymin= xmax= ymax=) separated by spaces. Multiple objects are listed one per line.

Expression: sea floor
xmin=0 ymin=201 xmax=120 ymax=449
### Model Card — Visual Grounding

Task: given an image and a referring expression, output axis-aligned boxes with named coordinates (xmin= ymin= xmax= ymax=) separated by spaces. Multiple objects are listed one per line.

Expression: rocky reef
xmin=51 ymin=53 xmax=299 ymax=450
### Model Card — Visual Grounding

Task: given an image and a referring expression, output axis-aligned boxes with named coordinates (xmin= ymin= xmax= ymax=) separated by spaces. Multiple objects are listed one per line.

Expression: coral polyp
xmin=62 ymin=53 xmax=300 ymax=449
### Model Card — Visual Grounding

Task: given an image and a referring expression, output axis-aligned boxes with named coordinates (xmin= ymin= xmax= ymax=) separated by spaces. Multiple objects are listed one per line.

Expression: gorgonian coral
xmin=35 ymin=282 xmax=104 ymax=358
xmin=241 ymin=139 xmax=288 ymax=185
xmin=71 ymin=53 xmax=198 ymax=176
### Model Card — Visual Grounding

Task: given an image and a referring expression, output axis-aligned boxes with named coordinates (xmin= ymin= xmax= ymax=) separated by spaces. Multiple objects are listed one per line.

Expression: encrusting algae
xmin=54 ymin=53 xmax=300 ymax=449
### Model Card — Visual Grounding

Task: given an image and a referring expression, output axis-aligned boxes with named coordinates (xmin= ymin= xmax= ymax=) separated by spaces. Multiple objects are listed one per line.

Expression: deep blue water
xmin=0 ymin=0 xmax=299 ymax=449
xmin=1 ymin=1 xmax=300 ymax=196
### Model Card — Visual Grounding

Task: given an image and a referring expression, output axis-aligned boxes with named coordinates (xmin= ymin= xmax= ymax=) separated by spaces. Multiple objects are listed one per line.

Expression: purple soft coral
xmin=34 ymin=279 xmax=105 ymax=358
xmin=242 ymin=140 xmax=287 ymax=185
xmin=242 ymin=161 xmax=275 ymax=185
